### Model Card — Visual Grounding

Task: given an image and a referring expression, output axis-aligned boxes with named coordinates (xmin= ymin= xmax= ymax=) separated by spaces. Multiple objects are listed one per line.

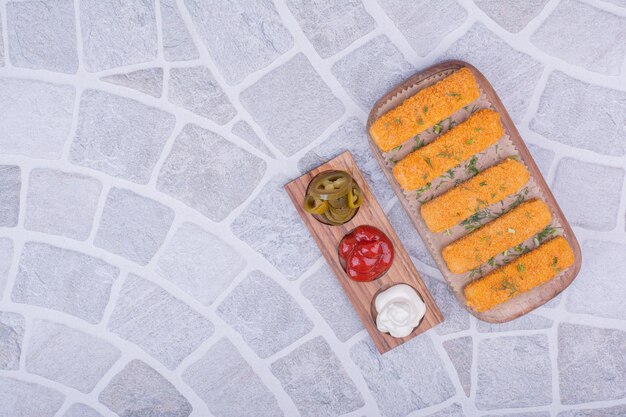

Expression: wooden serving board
xmin=285 ymin=151 xmax=443 ymax=353
xmin=366 ymin=60 xmax=582 ymax=323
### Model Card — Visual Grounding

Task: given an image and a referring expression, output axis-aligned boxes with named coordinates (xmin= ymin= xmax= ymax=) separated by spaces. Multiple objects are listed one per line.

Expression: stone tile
xmin=426 ymin=403 xmax=465 ymax=417
xmin=271 ymin=336 xmax=364 ymax=417
xmin=558 ymin=323 xmax=626 ymax=404
xmin=552 ymin=158 xmax=624 ymax=231
xmin=63 ymin=404 xmax=103 ymax=417
xmin=161 ymin=0 xmax=199 ymax=62
xmin=168 ymin=66 xmax=236 ymax=124
xmin=443 ymin=336 xmax=472 ymax=397
xmin=527 ymin=144 xmax=554 ymax=178
xmin=530 ymin=72 xmax=626 ymax=156
xmin=0 ymin=166 xmax=20 ymax=227
xmin=423 ymin=274 xmax=470 ymax=335
xmin=26 ymin=320 xmax=120 ymax=393
xmin=388 ymin=200 xmax=437 ymax=268
xmin=217 ymin=270 xmax=313 ymax=358
xmin=231 ymin=176 xmax=320 ymax=279
xmin=99 ymin=360 xmax=191 ymax=417
xmin=108 ymin=274 xmax=213 ymax=369
xmin=484 ymin=413 xmax=549 ymax=417
xmin=351 ymin=337 xmax=455 ymax=415
xmin=157 ymin=124 xmax=266 ymax=222
xmin=101 ymin=68 xmax=163 ymax=98
xmin=0 ymin=238 xmax=14 ymax=299
xmin=566 ymin=240 xmax=626 ymax=320
xmin=286 ymin=0 xmax=375 ymax=58
xmin=157 ymin=222 xmax=245 ymax=305
xmin=95 ymin=188 xmax=174 ymax=265
xmin=378 ymin=0 xmax=467 ymax=56
xmin=80 ymin=0 xmax=157 ymax=71
xmin=474 ymin=0 xmax=549 ymax=33
xmin=12 ymin=242 xmax=119 ymax=324
xmin=70 ymin=90 xmax=175 ymax=184
xmin=0 ymin=13 xmax=3 ymax=66
xmin=183 ymin=0 xmax=292 ymax=84
xmin=531 ymin=0 xmax=626 ymax=75
xmin=477 ymin=314 xmax=552 ymax=333
xmin=476 ymin=335 xmax=551 ymax=409
xmin=298 ymin=117 xmax=394 ymax=205
xmin=442 ymin=23 xmax=544 ymax=123
xmin=0 ymin=79 xmax=74 ymax=158
xmin=183 ymin=338 xmax=282 ymax=417
xmin=558 ymin=405 xmax=626 ymax=417
xmin=0 ymin=377 xmax=64 ymax=417
xmin=0 ymin=312 xmax=24 ymax=370
xmin=25 ymin=169 xmax=101 ymax=240
xmin=332 ymin=35 xmax=414 ymax=110
xmin=231 ymin=120 xmax=275 ymax=158
xmin=6 ymin=0 xmax=78 ymax=73
xmin=300 ymin=264 xmax=363 ymax=342
xmin=240 ymin=53 xmax=344 ymax=156
xmin=604 ymin=0 xmax=626 ymax=5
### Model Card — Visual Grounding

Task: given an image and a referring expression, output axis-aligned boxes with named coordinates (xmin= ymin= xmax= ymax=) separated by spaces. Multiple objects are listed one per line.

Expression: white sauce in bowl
xmin=375 ymin=284 xmax=426 ymax=338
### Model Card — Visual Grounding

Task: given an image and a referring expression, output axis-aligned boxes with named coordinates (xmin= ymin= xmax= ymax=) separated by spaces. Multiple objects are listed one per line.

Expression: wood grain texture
xmin=285 ymin=151 xmax=443 ymax=354
xmin=366 ymin=60 xmax=582 ymax=323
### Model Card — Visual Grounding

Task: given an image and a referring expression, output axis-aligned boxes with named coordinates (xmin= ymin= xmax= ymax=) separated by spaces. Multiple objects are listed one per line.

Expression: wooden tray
xmin=285 ymin=151 xmax=443 ymax=353
xmin=366 ymin=60 xmax=582 ymax=323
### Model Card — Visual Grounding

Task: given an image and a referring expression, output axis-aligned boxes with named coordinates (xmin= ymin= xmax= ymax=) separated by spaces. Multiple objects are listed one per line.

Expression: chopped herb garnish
xmin=497 ymin=274 xmax=518 ymax=296
xmin=466 ymin=156 xmax=479 ymax=177
xmin=443 ymin=228 xmax=452 ymax=236
xmin=423 ymin=106 xmax=429 ymax=114
xmin=447 ymin=92 xmax=462 ymax=101
xmin=479 ymin=181 xmax=488 ymax=187
xmin=384 ymin=122 xmax=390 ymax=128
xmin=466 ymin=138 xmax=474 ymax=145
xmin=433 ymin=123 xmax=443 ymax=134
xmin=442 ymin=169 xmax=455 ymax=179
xmin=474 ymin=127 xmax=483 ymax=132
xmin=394 ymin=117 xmax=402 ymax=125
xmin=417 ymin=117 xmax=424 ymax=126
xmin=423 ymin=156 xmax=433 ymax=168
xmin=517 ymin=263 xmax=526 ymax=273
xmin=508 ymin=228 xmax=516 ymax=234
xmin=390 ymin=145 xmax=402 ymax=153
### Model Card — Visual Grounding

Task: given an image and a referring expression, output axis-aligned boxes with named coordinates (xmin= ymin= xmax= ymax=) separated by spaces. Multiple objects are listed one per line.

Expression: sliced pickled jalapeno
xmin=303 ymin=194 xmax=329 ymax=215
xmin=309 ymin=171 xmax=352 ymax=201
xmin=348 ymin=186 xmax=363 ymax=209
xmin=303 ymin=170 xmax=364 ymax=225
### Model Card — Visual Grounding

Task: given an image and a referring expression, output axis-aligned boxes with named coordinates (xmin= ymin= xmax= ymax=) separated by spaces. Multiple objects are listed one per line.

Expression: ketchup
xmin=338 ymin=225 xmax=394 ymax=282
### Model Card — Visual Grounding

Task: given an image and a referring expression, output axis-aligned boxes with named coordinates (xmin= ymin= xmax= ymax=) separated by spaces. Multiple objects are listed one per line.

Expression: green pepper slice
xmin=308 ymin=171 xmax=352 ymax=201
xmin=326 ymin=206 xmax=355 ymax=223
xmin=347 ymin=185 xmax=363 ymax=209
xmin=303 ymin=194 xmax=329 ymax=215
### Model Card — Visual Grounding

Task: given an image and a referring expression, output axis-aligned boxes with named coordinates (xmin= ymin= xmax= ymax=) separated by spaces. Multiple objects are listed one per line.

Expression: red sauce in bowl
xmin=338 ymin=225 xmax=394 ymax=282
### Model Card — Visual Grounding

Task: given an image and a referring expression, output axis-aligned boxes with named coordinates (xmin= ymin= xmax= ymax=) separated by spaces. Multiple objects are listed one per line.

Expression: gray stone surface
xmin=217 ymin=270 xmax=313 ymax=358
xmin=271 ymin=336 xmax=364 ymax=417
xmin=566 ymin=240 xmax=626 ymax=320
xmin=99 ymin=360 xmax=192 ymax=417
xmin=101 ymin=68 xmax=163 ymax=98
xmin=63 ymin=404 xmax=103 ymax=417
xmin=0 ymin=13 xmax=3 ymax=66
xmin=443 ymin=336 xmax=472 ymax=397
xmin=332 ymin=35 xmax=414 ymax=110
xmin=476 ymin=335 xmax=551 ymax=409
xmin=426 ymin=403 xmax=465 ymax=417
xmin=442 ymin=23 xmax=544 ymax=123
xmin=552 ymin=158 xmax=624 ymax=231
xmin=530 ymin=71 xmax=626 ymax=156
xmin=168 ymin=66 xmax=236 ymax=124
xmin=0 ymin=312 xmax=24 ymax=370
xmin=286 ymin=0 xmax=375 ymax=58
xmin=12 ymin=242 xmax=119 ymax=324
xmin=6 ymin=0 xmax=78 ymax=73
xmin=183 ymin=338 xmax=283 ymax=417
xmin=26 ymin=320 xmax=120 ymax=393
xmin=485 ymin=413 xmax=549 ymax=417
xmin=184 ymin=0 xmax=293 ymax=84
xmin=108 ymin=274 xmax=213 ymax=369
xmin=231 ymin=120 xmax=275 ymax=158
xmin=477 ymin=314 xmax=552 ymax=332
xmin=0 ymin=166 xmax=20 ymax=227
xmin=300 ymin=264 xmax=363 ymax=342
xmin=527 ymin=144 xmax=554 ymax=178
xmin=80 ymin=0 xmax=157 ymax=71
xmin=70 ymin=90 xmax=175 ymax=184
xmin=25 ymin=169 xmax=101 ymax=240
xmin=157 ymin=124 xmax=266 ymax=222
xmin=531 ymin=0 xmax=626 ymax=75
xmin=558 ymin=323 xmax=626 ymax=404
xmin=298 ymin=117 xmax=394 ymax=205
xmin=558 ymin=405 xmax=626 ymax=417
xmin=95 ymin=188 xmax=174 ymax=265
xmin=351 ymin=337 xmax=455 ymax=416
xmin=424 ymin=274 xmax=470 ymax=335
xmin=474 ymin=0 xmax=549 ymax=32
xmin=161 ymin=0 xmax=199 ymax=62
xmin=0 ymin=79 xmax=75 ymax=158
xmin=231 ymin=176 xmax=320 ymax=279
xmin=157 ymin=222 xmax=245 ymax=305
xmin=388 ymin=200 xmax=437 ymax=268
xmin=0 ymin=377 xmax=64 ymax=417
xmin=378 ymin=0 xmax=467 ymax=56
xmin=240 ymin=53 xmax=344 ymax=156
xmin=0 ymin=238 xmax=13 ymax=299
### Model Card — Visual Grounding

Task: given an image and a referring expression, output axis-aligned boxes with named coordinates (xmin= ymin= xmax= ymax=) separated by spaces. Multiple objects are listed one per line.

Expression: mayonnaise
xmin=375 ymin=284 xmax=426 ymax=338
